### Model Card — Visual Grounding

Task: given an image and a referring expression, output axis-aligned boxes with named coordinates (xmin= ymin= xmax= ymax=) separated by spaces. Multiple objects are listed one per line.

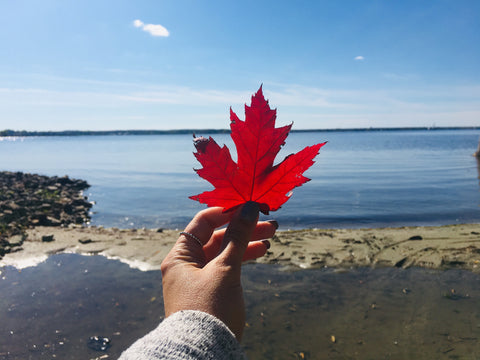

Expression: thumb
xmin=217 ymin=201 xmax=260 ymax=268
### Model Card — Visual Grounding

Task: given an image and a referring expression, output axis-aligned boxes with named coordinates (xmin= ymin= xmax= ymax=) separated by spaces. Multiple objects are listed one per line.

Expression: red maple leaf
xmin=189 ymin=86 xmax=326 ymax=214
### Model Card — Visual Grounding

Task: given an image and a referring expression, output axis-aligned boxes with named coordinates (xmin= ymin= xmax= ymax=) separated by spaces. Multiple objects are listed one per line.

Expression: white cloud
xmin=133 ymin=19 xmax=144 ymax=28
xmin=143 ymin=24 xmax=170 ymax=37
xmin=133 ymin=19 xmax=169 ymax=37
xmin=354 ymin=56 xmax=365 ymax=61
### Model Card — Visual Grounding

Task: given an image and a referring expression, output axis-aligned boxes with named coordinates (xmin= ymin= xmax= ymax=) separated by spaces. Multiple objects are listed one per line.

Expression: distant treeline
xmin=0 ymin=127 xmax=478 ymax=137
xmin=0 ymin=129 xmax=230 ymax=136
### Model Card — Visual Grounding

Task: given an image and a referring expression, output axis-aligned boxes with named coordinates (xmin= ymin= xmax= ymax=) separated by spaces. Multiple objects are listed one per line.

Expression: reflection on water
xmin=0 ymin=255 xmax=164 ymax=360
xmin=1 ymin=254 xmax=479 ymax=359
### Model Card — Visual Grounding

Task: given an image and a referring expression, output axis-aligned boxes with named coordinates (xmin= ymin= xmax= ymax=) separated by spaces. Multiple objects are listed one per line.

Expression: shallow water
xmin=1 ymin=254 xmax=479 ymax=359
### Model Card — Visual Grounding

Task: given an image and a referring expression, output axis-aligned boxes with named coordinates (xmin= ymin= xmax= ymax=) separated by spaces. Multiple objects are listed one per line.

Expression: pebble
xmin=87 ymin=336 xmax=111 ymax=351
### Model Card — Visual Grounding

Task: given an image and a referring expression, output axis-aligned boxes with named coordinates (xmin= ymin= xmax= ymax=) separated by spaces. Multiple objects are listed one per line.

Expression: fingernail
xmin=240 ymin=201 xmax=259 ymax=223
xmin=261 ymin=239 xmax=271 ymax=249
xmin=267 ymin=220 xmax=279 ymax=229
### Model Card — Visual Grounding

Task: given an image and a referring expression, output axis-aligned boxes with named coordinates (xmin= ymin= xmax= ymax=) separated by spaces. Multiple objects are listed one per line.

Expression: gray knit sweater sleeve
xmin=118 ymin=310 xmax=246 ymax=359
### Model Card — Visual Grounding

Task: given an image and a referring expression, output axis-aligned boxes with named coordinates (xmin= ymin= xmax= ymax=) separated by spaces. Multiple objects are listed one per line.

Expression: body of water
xmin=1 ymin=129 xmax=479 ymax=229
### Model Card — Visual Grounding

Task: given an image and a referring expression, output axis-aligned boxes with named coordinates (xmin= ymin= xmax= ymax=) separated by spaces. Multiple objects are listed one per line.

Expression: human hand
xmin=160 ymin=202 xmax=277 ymax=340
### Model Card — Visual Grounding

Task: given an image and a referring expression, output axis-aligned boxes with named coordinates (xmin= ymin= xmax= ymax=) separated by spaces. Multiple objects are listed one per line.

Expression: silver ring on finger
xmin=180 ymin=231 xmax=203 ymax=247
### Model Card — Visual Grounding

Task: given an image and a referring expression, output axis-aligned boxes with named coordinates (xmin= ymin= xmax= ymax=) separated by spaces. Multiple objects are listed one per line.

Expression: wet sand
xmin=1 ymin=223 xmax=479 ymax=272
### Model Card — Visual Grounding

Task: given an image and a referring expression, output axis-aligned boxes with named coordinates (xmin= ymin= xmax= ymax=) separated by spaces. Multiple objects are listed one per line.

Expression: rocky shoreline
xmin=0 ymin=171 xmax=92 ymax=258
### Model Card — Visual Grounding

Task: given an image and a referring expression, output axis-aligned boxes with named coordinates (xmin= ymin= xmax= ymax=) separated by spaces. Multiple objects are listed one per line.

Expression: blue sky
xmin=1 ymin=0 xmax=479 ymax=131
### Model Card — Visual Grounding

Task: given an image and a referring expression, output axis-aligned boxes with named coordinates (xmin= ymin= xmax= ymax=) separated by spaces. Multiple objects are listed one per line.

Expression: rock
xmin=41 ymin=235 xmax=55 ymax=242
xmin=7 ymin=202 xmax=20 ymax=211
xmin=8 ymin=234 xmax=25 ymax=247
xmin=75 ymin=205 xmax=87 ymax=212
xmin=63 ymin=203 xmax=73 ymax=214
xmin=56 ymin=176 xmax=72 ymax=185
xmin=46 ymin=216 xmax=62 ymax=226
xmin=32 ymin=214 xmax=48 ymax=226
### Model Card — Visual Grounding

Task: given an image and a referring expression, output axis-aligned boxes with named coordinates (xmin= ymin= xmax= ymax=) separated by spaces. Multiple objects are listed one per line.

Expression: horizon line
xmin=1 ymin=126 xmax=479 ymax=137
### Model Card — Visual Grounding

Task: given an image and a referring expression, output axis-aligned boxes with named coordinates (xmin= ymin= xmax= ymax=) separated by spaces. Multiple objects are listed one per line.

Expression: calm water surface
xmin=1 ymin=129 xmax=479 ymax=229
xmin=0 ymin=254 xmax=479 ymax=359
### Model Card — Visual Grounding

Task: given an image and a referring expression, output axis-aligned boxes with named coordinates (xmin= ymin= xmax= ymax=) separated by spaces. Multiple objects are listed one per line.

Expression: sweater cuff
xmin=119 ymin=310 xmax=246 ymax=360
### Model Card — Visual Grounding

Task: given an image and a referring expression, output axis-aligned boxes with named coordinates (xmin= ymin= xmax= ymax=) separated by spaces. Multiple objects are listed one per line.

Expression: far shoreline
xmin=1 ymin=126 xmax=479 ymax=137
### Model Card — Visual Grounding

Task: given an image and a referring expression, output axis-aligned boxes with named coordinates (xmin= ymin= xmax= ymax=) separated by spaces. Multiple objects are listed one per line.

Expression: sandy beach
xmin=2 ymin=223 xmax=479 ymax=272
